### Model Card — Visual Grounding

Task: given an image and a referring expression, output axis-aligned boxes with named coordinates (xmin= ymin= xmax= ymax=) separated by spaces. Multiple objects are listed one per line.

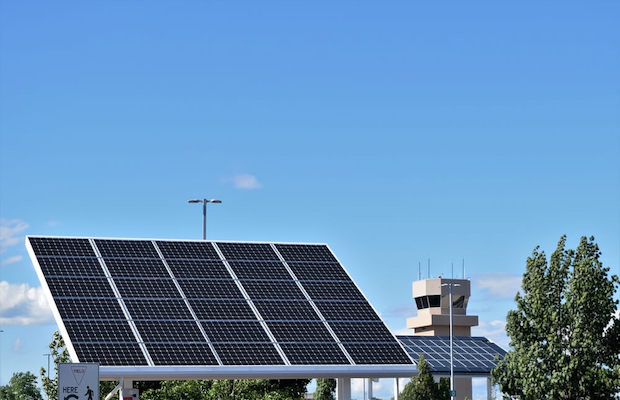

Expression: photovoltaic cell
xmin=254 ymin=300 xmax=320 ymax=321
xmin=56 ymin=298 xmax=125 ymax=320
xmin=330 ymin=322 xmax=395 ymax=342
xmin=156 ymin=241 xmax=220 ymax=260
xmin=37 ymin=257 xmax=104 ymax=277
xmin=104 ymin=258 xmax=170 ymax=277
xmin=201 ymin=321 xmax=271 ymax=342
xmin=94 ymin=239 xmax=160 ymax=259
xmin=281 ymin=343 xmax=349 ymax=365
xmin=286 ymin=262 xmax=350 ymax=281
xmin=125 ymin=299 xmax=193 ymax=320
xmin=315 ymin=301 xmax=381 ymax=321
xmin=275 ymin=244 xmax=337 ymax=263
xmin=301 ymin=281 xmax=365 ymax=301
xmin=113 ymin=278 xmax=181 ymax=298
xmin=178 ymin=279 xmax=244 ymax=299
xmin=29 ymin=238 xmax=95 ymax=257
xmin=47 ymin=277 xmax=115 ymax=298
xmin=73 ymin=343 xmax=147 ymax=366
xmin=228 ymin=261 xmax=291 ymax=280
xmin=146 ymin=343 xmax=218 ymax=365
xmin=166 ymin=259 xmax=231 ymax=279
xmin=64 ymin=320 xmax=136 ymax=342
xmin=190 ymin=300 xmax=256 ymax=320
xmin=266 ymin=321 xmax=334 ymax=342
xmin=212 ymin=343 xmax=284 ymax=365
xmin=242 ymin=281 xmax=306 ymax=300
xmin=134 ymin=321 xmax=205 ymax=343
xmin=343 ymin=343 xmax=413 ymax=365
xmin=217 ymin=242 xmax=279 ymax=261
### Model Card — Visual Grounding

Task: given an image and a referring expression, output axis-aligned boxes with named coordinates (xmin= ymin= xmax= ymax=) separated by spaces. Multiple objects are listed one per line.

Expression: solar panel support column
xmin=486 ymin=377 xmax=492 ymax=400
xmin=393 ymin=378 xmax=400 ymax=400
xmin=336 ymin=377 xmax=351 ymax=400
xmin=211 ymin=242 xmax=291 ymax=366
xmin=88 ymin=239 xmax=154 ymax=366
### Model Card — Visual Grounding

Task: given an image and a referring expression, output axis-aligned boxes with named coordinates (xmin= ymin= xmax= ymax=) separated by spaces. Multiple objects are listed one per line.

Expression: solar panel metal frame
xmin=27 ymin=235 xmax=419 ymax=380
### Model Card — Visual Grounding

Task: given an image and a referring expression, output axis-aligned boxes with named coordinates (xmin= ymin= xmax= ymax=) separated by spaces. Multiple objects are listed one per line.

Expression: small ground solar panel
xmin=28 ymin=236 xmax=414 ymax=368
xmin=397 ymin=336 xmax=506 ymax=373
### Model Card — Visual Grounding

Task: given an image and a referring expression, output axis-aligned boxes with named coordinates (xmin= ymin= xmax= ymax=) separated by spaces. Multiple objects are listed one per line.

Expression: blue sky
xmin=1 ymin=1 xmax=619 ymax=398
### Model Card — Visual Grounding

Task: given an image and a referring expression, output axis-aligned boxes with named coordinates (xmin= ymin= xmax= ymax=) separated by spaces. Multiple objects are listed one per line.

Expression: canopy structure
xmin=27 ymin=236 xmax=416 ymax=380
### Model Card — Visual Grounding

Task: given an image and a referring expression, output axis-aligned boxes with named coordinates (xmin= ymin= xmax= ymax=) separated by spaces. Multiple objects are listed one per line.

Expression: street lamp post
xmin=188 ymin=198 xmax=222 ymax=240
xmin=442 ymin=282 xmax=461 ymax=400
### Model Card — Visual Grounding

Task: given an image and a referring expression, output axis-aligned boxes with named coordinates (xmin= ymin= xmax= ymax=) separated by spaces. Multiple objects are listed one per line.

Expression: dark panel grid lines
xmin=315 ymin=301 xmax=381 ymax=321
xmin=213 ymin=343 xmax=284 ymax=365
xmin=146 ymin=343 xmax=218 ymax=366
xmin=47 ymin=277 xmax=115 ymax=298
xmin=242 ymin=281 xmax=306 ymax=300
xmin=134 ymin=321 xmax=205 ymax=343
xmin=254 ymin=300 xmax=320 ymax=321
xmin=286 ymin=262 xmax=350 ymax=281
xmin=114 ymin=278 xmax=182 ymax=298
xmin=217 ymin=243 xmax=279 ymax=261
xmin=73 ymin=343 xmax=147 ymax=366
xmin=56 ymin=298 xmax=125 ymax=320
xmin=64 ymin=320 xmax=136 ymax=342
xmin=275 ymin=244 xmax=337 ymax=263
xmin=190 ymin=300 xmax=256 ymax=320
xmin=343 ymin=343 xmax=413 ymax=365
xmin=330 ymin=322 xmax=396 ymax=342
xmin=228 ymin=261 xmax=291 ymax=280
xmin=266 ymin=321 xmax=335 ymax=343
xmin=37 ymin=257 xmax=104 ymax=277
xmin=104 ymin=258 xmax=170 ymax=277
xmin=179 ymin=280 xmax=245 ymax=299
xmin=301 ymin=282 xmax=365 ymax=301
xmin=29 ymin=237 xmax=96 ymax=257
xmin=201 ymin=321 xmax=271 ymax=342
xmin=156 ymin=241 xmax=220 ymax=260
xmin=124 ymin=299 xmax=193 ymax=320
xmin=94 ymin=239 xmax=160 ymax=259
xmin=281 ymin=343 xmax=350 ymax=365
xmin=166 ymin=259 xmax=231 ymax=279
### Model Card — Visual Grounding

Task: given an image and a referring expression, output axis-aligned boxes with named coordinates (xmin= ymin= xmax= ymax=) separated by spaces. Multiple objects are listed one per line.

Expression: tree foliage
xmin=314 ymin=378 xmax=336 ymax=400
xmin=400 ymin=355 xmax=449 ymax=400
xmin=40 ymin=330 xmax=70 ymax=400
xmin=492 ymin=235 xmax=620 ymax=399
xmin=0 ymin=371 xmax=43 ymax=400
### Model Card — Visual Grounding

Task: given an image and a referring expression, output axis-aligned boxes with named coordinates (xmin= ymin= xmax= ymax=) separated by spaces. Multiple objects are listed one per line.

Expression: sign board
xmin=449 ymin=389 xmax=456 ymax=396
xmin=58 ymin=363 xmax=99 ymax=400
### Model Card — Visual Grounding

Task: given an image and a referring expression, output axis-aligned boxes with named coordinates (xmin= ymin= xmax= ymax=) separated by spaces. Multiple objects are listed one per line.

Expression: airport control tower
xmin=406 ymin=277 xmax=479 ymax=400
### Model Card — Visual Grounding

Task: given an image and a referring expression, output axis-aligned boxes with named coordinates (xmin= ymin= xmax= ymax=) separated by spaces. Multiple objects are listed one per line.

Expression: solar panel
xmin=28 ymin=236 xmax=414 ymax=370
xmin=397 ymin=336 xmax=506 ymax=374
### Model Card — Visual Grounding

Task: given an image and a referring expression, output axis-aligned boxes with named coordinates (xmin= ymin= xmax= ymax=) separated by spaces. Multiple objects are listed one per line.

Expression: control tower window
xmin=428 ymin=295 xmax=441 ymax=307
xmin=452 ymin=295 xmax=465 ymax=308
xmin=415 ymin=296 xmax=429 ymax=309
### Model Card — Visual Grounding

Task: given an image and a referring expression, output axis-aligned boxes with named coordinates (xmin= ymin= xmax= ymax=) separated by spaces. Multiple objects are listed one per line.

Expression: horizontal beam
xmin=99 ymin=365 xmax=419 ymax=381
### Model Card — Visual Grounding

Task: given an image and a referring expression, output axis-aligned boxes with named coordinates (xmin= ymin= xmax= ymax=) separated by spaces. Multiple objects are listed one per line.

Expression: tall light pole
xmin=43 ymin=353 xmax=51 ymax=380
xmin=188 ymin=198 xmax=222 ymax=240
xmin=442 ymin=282 xmax=461 ymax=400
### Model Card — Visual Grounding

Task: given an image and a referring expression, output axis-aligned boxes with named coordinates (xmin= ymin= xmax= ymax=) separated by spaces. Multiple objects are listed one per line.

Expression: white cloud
xmin=227 ymin=174 xmax=262 ymax=189
xmin=0 ymin=281 xmax=53 ymax=325
xmin=472 ymin=319 xmax=509 ymax=349
xmin=1 ymin=255 xmax=23 ymax=266
xmin=12 ymin=337 xmax=22 ymax=353
xmin=0 ymin=219 xmax=29 ymax=253
xmin=391 ymin=327 xmax=414 ymax=336
xmin=476 ymin=274 xmax=521 ymax=299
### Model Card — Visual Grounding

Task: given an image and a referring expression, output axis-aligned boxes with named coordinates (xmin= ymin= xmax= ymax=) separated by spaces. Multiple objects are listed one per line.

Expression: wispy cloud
xmin=225 ymin=174 xmax=262 ymax=190
xmin=476 ymin=273 xmax=521 ymax=299
xmin=1 ymin=255 xmax=23 ymax=266
xmin=12 ymin=337 xmax=23 ymax=353
xmin=472 ymin=319 xmax=509 ymax=349
xmin=0 ymin=219 xmax=29 ymax=253
xmin=0 ymin=281 xmax=53 ymax=325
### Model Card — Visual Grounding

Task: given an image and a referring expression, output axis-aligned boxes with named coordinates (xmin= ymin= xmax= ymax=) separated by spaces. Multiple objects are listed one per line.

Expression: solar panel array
xmin=28 ymin=237 xmax=413 ymax=367
xmin=397 ymin=336 xmax=506 ymax=374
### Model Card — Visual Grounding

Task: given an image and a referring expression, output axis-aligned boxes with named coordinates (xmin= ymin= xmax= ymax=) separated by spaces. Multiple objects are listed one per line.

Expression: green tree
xmin=314 ymin=378 xmax=336 ymax=400
xmin=0 ymin=371 xmax=43 ymax=400
xmin=400 ymin=355 xmax=449 ymax=400
xmin=40 ymin=331 xmax=70 ymax=400
xmin=492 ymin=235 xmax=620 ymax=399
